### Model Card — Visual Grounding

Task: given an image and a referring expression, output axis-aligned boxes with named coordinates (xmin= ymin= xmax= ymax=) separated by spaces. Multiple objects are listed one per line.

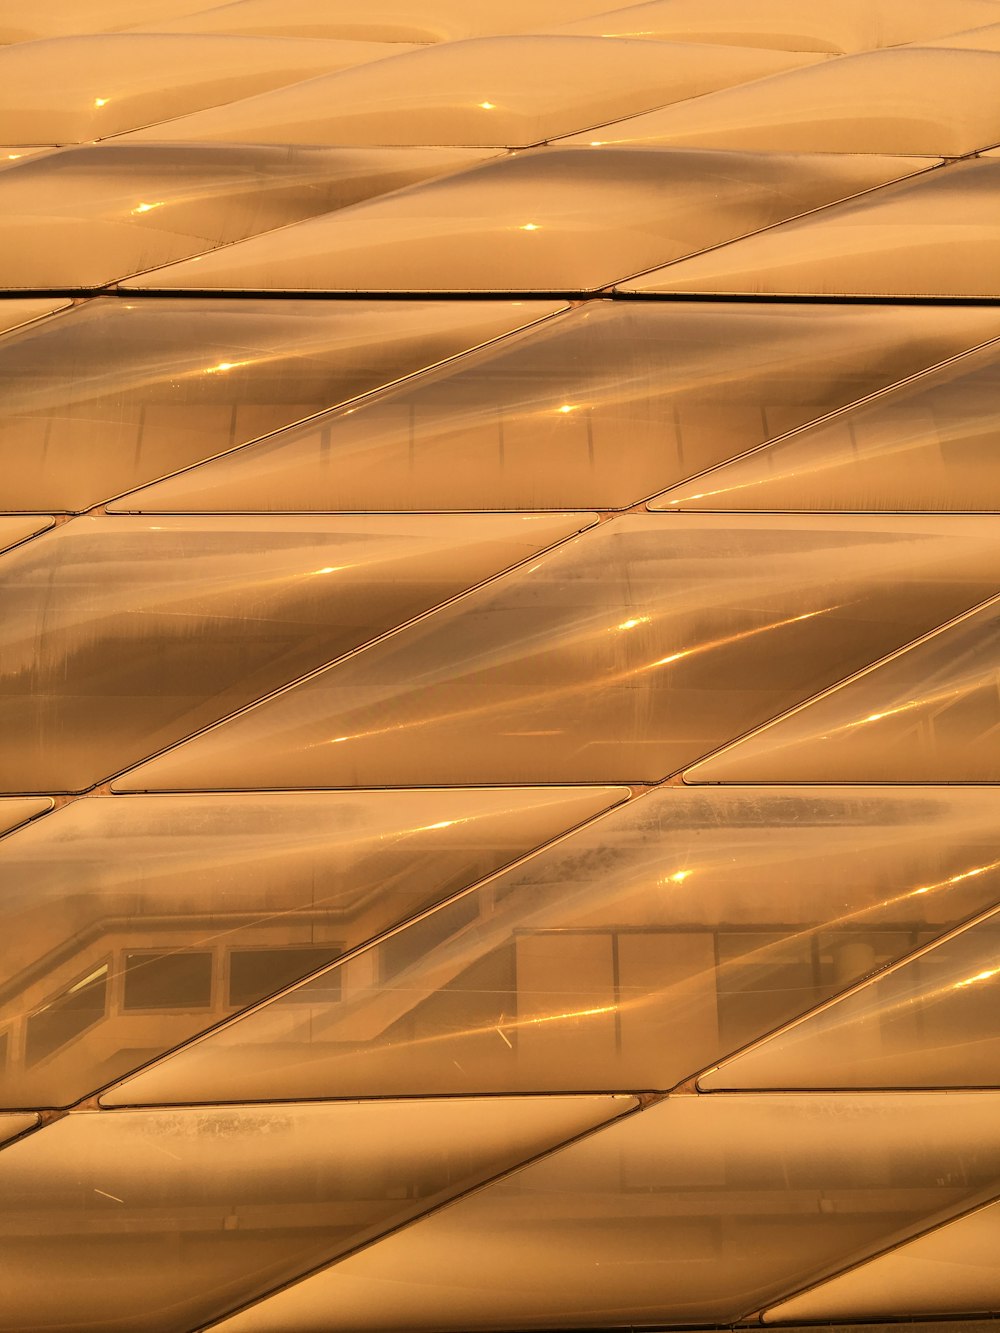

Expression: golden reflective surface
xmin=767 ymin=1195 xmax=1000 ymax=1322
xmin=210 ymin=1093 xmax=1000 ymax=1331
xmin=103 ymin=787 xmax=1000 ymax=1103
xmin=655 ymin=334 xmax=1000 ymax=512
xmin=120 ymin=148 xmax=926 ymax=294
xmin=0 ymin=1097 xmax=631 ymax=1333
xmin=117 ymin=515 xmax=1000 ymax=790
xmin=5 ymin=5 xmax=1000 ymax=1331
xmin=120 ymin=37 xmax=818 ymax=148
xmin=563 ymin=47 xmax=1000 ymax=154
xmin=703 ymin=911 xmax=1000 ymax=1089
xmin=623 ymin=158 xmax=1000 ymax=298
xmin=0 ymin=787 xmax=621 ymax=1106
xmin=118 ymin=302 xmax=1000 ymax=513
xmin=0 ymin=297 xmax=563 ymax=512
xmin=687 ymin=597 xmax=1000 ymax=783
xmin=2 ymin=513 xmax=590 ymax=792
xmin=0 ymin=34 xmax=408 ymax=143
xmin=0 ymin=142 xmax=496 ymax=289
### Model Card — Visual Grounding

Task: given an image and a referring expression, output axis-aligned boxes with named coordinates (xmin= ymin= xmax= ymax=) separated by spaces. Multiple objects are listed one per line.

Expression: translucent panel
xmin=558 ymin=0 xmax=1000 ymax=54
xmin=101 ymin=786 xmax=1000 ymax=1104
xmin=1 ymin=512 xmax=590 ymax=793
xmin=116 ymin=303 xmax=1000 ymax=514
xmin=0 ymin=798 xmax=52 ymax=839
xmin=0 ymin=297 xmax=563 ymax=512
xmin=622 ymin=159 xmax=1000 ymax=299
xmin=0 ymin=34 xmax=412 ymax=143
xmin=685 ymin=597 xmax=1000 ymax=784
xmin=561 ymin=48 xmax=1000 ymax=154
xmin=0 ymin=298 xmax=68 ymax=336
xmin=208 ymin=1093 xmax=1000 ymax=1332
xmin=0 ymin=1114 xmax=37 ymax=1148
xmin=655 ymin=334 xmax=1000 ymax=512
xmin=120 ymin=148 xmax=925 ymax=295
xmin=117 ymin=515 xmax=1000 ymax=791
xmin=0 ymin=142 xmax=495 ymax=290
xmin=0 ymin=786 xmax=621 ymax=1106
xmin=703 ymin=913 xmax=1000 ymax=1091
xmin=767 ymin=1196 xmax=1000 ymax=1321
xmin=0 ymin=516 xmax=52 ymax=553
xmin=0 ymin=1096 xmax=630 ymax=1333
xmin=121 ymin=37 xmax=820 ymax=148
xmin=123 ymin=0 xmax=644 ymax=43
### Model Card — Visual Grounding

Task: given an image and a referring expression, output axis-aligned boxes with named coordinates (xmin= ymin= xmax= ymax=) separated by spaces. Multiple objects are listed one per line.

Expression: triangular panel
xmin=766 ymin=1196 xmax=1000 ymax=1322
xmin=686 ymin=596 xmax=1000 ymax=783
xmin=702 ymin=912 xmax=1000 ymax=1089
xmin=0 ymin=798 xmax=52 ymax=839
xmin=654 ymin=336 xmax=1000 ymax=512
xmin=621 ymin=158 xmax=1000 ymax=299
xmin=0 ymin=516 xmax=52 ymax=553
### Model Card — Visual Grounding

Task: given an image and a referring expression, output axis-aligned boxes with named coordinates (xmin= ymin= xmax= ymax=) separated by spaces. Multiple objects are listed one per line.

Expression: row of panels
xmin=1 ymin=513 xmax=998 ymax=791
xmin=3 ymin=148 xmax=1000 ymax=295
xmin=5 ymin=296 xmax=1000 ymax=513
xmin=0 ymin=146 xmax=947 ymax=292
xmin=3 ymin=785 xmax=1000 ymax=1107
xmin=10 ymin=30 xmax=1000 ymax=151
xmin=1 ymin=1093 xmax=1000 ymax=1331
xmin=9 ymin=0 xmax=1000 ymax=49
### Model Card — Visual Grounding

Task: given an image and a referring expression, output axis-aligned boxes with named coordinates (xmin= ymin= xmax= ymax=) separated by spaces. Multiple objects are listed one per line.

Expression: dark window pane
xmin=123 ymin=952 xmax=212 ymax=1011
xmin=26 ymin=966 xmax=108 ymax=1066
xmin=228 ymin=947 xmax=340 ymax=1010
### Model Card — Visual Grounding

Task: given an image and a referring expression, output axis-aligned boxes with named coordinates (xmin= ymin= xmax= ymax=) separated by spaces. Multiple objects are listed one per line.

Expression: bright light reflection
xmin=617 ymin=616 xmax=648 ymax=631
xmin=94 ymin=97 xmax=109 ymax=107
xmin=131 ymin=201 xmax=162 ymax=215
xmin=204 ymin=359 xmax=250 ymax=374
xmin=913 ymin=863 xmax=992 ymax=895
xmin=479 ymin=101 xmax=496 ymax=110
xmin=955 ymin=966 xmax=1000 ymax=989
xmin=519 ymin=1003 xmax=616 ymax=1027
xmin=648 ymin=608 xmax=829 ymax=670
xmin=557 ymin=404 xmax=575 ymax=414
xmin=520 ymin=223 xmax=539 ymax=231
